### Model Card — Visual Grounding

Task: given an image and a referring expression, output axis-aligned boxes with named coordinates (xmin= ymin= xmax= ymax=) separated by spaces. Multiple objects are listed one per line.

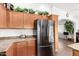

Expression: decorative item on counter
xmin=28 ymin=8 xmax=35 ymax=14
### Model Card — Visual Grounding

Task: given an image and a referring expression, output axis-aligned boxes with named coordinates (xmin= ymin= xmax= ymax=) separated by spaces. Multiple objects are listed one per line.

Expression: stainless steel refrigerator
xmin=36 ymin=19 xmax=54 ymax=56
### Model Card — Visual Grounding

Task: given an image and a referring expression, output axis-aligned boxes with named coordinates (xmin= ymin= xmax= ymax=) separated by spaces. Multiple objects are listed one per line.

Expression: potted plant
xmin=64 ymin=20 xmax=74 ymax=39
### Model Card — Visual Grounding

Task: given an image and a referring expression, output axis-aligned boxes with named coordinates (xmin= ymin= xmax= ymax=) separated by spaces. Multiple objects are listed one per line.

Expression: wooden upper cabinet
xmin=9 ymin=11 xmax=24 ymax=28
xmin=0 ymin=5 xmax=7 ymax=28
xmin=24 ymin=13 xmax=35 ymax=28
xmin=35 ymin=14 xmax=48 ymax=20
xmin=35 ymin=14 xmax=43 ymax=20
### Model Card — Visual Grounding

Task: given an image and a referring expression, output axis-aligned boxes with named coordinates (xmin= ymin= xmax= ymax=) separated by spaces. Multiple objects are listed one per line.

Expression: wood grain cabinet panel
xmin=35 ymin=14 xmax=43 ymax=20
xmin=6 ymin=43 xmax=17 ymax=56
xmin=42 ymin=15 xmax=48 ymax=20
xmin=9 ymin=12 xmax=24 ymax=28
xmin=16 ymin=41 xmax=28 ymax=56
xmin=6 ymin=39 xmax=36 ymax=56
xmin=28 ymin=40 xmax=36 ymax=56
xmin=73 ymin=50 xmax=79 ymax=56
xmin=24 ymin=13 xmax=35 ymax=28
xmin=0 ymin=5 xmax=7 ymax=28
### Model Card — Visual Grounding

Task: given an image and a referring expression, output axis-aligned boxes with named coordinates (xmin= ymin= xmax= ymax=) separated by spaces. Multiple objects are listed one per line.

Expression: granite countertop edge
xmin=68 ymin=43 xmax=79 ymax=51
xmin=0 ymin=36 xmax=36 ymax=53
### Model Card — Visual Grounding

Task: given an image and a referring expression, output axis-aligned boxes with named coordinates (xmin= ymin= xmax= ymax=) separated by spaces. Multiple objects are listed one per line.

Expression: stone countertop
xmin=68 ymin=43 xmax=79 ymax=51
xmin=0 ymin=37 xmax=36 ymax=52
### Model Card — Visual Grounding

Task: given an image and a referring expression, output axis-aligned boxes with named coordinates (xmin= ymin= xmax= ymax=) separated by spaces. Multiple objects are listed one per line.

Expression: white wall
xmin=52 ymin=6 xmax=77 ymax=33
xmin=0 ymin=29 xmax=36 ymax=37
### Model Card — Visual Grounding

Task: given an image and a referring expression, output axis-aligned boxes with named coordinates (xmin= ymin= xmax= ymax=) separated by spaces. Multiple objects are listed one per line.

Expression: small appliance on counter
xmin=36 ymin=19 xmax=54 ymax=56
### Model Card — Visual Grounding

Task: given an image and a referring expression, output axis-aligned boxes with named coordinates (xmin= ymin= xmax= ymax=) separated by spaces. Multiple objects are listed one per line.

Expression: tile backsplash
xmin=0 ymin=29 xmax=36 ymax=37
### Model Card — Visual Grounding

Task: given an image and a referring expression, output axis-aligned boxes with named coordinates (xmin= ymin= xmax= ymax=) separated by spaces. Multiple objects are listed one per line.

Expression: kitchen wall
xmin=0 ymin=29 xmax=36 ymax=37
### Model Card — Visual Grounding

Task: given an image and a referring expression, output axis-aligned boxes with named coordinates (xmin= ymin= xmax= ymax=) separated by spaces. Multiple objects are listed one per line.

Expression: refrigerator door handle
xmin=39 ymin=45 xmax=53 ymax=47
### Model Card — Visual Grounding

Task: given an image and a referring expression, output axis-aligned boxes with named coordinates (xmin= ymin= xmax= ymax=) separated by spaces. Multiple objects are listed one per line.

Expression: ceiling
xmin=52 ymin=3 xmax=79 ymax=12
xmin=52 ymin=3 xmax=79 ymax=19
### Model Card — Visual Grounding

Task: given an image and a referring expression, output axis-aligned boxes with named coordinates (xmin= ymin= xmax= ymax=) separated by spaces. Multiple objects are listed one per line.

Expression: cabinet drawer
xmin=73 ymin=50 xmax=79 ymax=56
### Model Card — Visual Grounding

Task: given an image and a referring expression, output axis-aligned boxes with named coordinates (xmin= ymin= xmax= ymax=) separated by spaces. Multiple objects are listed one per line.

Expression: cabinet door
xmin=0 ymin=5 xmax=7 ymax=28
xmin=28 ymin=40 xmax=36 ymax=56
xmin=6 ymin=43 xmax=17 ymax=56
xmin=16 ymin=41 xmax=28 ymax=56
xmin=24 ymin=13 xmax=35 ymax=28
xmin=35 ymin=14 xmax=43 ymax=20
xmin=9 ymin=12 xmax=24 ymax=28
xmin=73 ymin=50 xmax=79 ymax=56
xmin=35 ymin=14 xmax=48 ymax=20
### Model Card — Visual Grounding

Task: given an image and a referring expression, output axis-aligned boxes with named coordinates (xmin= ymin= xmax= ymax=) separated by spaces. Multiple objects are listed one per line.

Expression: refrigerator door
xmin=37 ymin=20 xmax=54 ymax=56
xmin=48 ymin=20 xmax=54 ymax=43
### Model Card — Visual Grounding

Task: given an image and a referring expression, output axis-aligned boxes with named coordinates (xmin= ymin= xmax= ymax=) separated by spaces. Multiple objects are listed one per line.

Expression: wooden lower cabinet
xmin=28 ymin=40 xmax=36 ymax=56
xmin=6 ymin=42 xmax=17 ymax=56
xmin=6 ymin=40 xmax=36 ymax=56
xmin=16 ymin=41 xmax=28 ymax=56
xmin=73 ymin=50 xmax=79 ymax=56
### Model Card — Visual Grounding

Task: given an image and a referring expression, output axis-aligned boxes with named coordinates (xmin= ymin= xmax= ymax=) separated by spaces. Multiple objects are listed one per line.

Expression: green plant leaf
xmin=23 ymin=8 xmax=28 ymax=12
xmin=15 ymin=6 xmax=24 ymax=12
xmin=64 ymin=20 xmax=74 ymax=34
xmin=28 ymin=9 xmax=35 ymax=14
